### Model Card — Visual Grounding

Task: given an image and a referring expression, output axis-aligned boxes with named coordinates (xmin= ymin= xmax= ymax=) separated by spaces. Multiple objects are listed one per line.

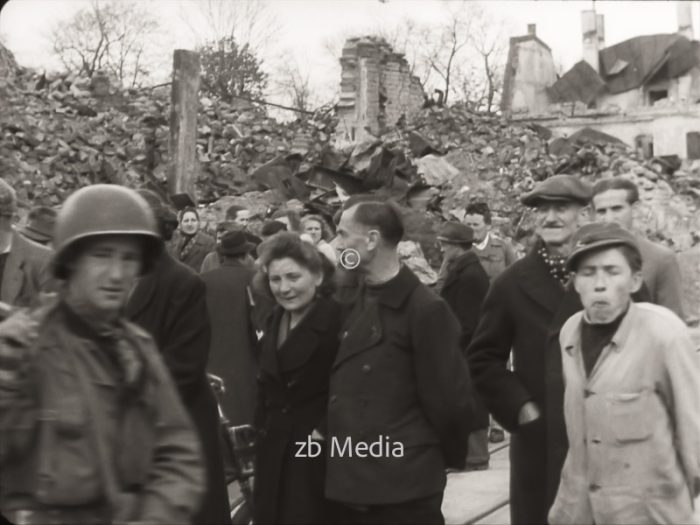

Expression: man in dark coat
xmin=437 ymin=222 xmax=491 ymax=470
xmin=126 ymin=190 xmax=231 ymax=525
xmin=467 ymin=175 xmax=593 ymax=524
xmin=201 ymin=230 xmax=258 ymax=426
xmin=0 ymin=179 xmax=53 ymax=308
xmin=328 ymin=200 xmax=475 ymax=524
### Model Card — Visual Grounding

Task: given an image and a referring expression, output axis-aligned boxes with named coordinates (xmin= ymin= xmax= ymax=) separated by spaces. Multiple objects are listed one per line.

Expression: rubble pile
xmin=393 ymin=105 xmax=700 ymax=252
xmin=1 ymin=44 xmax=698 ymax=255
xmin=0 ymin=53 xmax=337 ymax=206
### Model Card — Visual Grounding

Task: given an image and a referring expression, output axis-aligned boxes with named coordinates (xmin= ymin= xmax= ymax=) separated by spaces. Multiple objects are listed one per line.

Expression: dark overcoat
xmin=201 ymin=260 xmax=258 ymax=426
xmin=171 ymin=230 xmax=216 ymax=273
xmin=326 ymin=266 xmax=475 ymax=505
xmin=253 ymin=297 xmax=342 ymax=525
xmin=1 ymin=231 xmax=53 ymax=307
xmin=125 ymin=252 xmax=231 ymax=525
xmin=467 ymin=239 xmax=653 ymax=525
xmin=440 ymin=250 xmax=490 ymax=429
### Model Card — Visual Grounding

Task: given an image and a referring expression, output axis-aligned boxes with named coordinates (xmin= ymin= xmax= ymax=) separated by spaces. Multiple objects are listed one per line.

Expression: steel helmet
xmin=52 ymin=184 xmax=164 ymax=279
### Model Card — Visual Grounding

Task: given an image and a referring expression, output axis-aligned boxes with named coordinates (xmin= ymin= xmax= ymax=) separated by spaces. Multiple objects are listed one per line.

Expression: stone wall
xmin=336 ymin=37 xmax=423 ymax=146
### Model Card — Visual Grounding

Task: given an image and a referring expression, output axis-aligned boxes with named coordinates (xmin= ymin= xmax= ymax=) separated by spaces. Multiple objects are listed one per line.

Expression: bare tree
xmin=465 ymin=4 xmax=509 ymax=113
xmin=419 ymin=2 xmax=473 ymax=105
xmin=274 ymin=55 xmax=316 ymax=113
xmin=50 ymin=0 xmax=159 ymax=87
xmin=179 ymin=0 xmax=280 ymax=56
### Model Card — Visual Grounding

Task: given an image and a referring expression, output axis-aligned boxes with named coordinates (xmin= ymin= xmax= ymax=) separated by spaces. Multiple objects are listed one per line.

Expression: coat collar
xmin=362 ymin=265 xmax=420 ymax=310
xmin=562 ymin=303 xmax=635 ymax=357
xmin=442 ymin=251 xmax=481 ymax=289
xmin=332 ymin=267 xmax=419 ymax=370
xmin=259 ymin=296 xmax=335 ymax=379
xmin=515 ymin=239 xmax=568 ymax=315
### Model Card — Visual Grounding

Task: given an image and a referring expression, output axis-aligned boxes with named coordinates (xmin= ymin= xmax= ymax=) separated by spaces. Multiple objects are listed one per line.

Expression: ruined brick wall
xmin=336 ymin=37 xmax=424 ymax=145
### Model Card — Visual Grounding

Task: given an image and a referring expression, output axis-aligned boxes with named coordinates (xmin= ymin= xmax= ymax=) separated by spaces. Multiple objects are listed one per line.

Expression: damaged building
xmin=336 ymin=36 xmax=424 ymax=145
xmin=502 ymin=2 xmax=700 ymax=160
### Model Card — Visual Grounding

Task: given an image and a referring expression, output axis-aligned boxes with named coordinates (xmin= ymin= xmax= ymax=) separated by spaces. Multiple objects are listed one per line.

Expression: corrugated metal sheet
xmin=548 ymin=60 xmax=606 ymax=104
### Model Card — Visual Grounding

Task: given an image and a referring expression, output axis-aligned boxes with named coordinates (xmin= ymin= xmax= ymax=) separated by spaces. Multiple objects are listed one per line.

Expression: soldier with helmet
xmin=0 ymin=185 xmax=204 ymax=524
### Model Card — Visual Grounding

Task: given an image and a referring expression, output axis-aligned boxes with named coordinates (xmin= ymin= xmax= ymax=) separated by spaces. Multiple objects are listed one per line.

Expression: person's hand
xmin=0 ymin=310 xmax=39 ymax=383
xmin=517 ymin=401 xmax=541 ymax=426
xmin=0 ymin=310 xmax=39 ymax=347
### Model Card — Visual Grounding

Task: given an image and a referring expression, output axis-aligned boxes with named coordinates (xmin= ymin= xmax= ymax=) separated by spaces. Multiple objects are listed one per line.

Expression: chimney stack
xmin=677 ymin=1 xmax=694 ymax=40
xmin=581 ymin=10 xmax=600 ymax=72
xmin=527 ymin=24 xmax=536 ymax=36
xmin=596 ymin=14 xmax=605 ymax=48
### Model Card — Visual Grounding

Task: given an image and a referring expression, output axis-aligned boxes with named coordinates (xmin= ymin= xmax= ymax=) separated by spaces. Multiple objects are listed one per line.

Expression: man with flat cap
xmin=437 ymin=222 xmax=491 ymax=470
xmin=467 ymin=174 xmax=593 ymax=524
xmin=549 ymin=222 xmax=700 ymax=525
xmin=0 ymin=179 xmax=53 ymax=309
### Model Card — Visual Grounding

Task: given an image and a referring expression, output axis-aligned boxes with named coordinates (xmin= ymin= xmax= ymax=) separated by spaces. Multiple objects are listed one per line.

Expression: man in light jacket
xmin=549 ymin=221 xmax=700 ymax=525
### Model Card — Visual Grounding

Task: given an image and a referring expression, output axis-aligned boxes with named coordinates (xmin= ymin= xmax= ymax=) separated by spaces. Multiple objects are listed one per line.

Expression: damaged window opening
xmin=649 ymin=89 xmax=668 ymax=105
xmin=635 ymin=134 xmax=654 ymax=159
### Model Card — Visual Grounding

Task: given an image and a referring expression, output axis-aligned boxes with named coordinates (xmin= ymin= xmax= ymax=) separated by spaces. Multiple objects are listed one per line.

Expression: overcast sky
xmin=1 ymin=0 xmax=697 ymax=106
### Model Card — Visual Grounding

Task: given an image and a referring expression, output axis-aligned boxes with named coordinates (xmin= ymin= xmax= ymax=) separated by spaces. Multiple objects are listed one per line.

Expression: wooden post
xmin=168 ymin=49 xmax=200 ymax=203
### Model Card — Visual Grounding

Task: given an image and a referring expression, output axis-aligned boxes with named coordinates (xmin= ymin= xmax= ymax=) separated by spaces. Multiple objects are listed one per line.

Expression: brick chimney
xmin=581 ymin=10 xmax=600 ymax=72
xmin=677 ymin=1 xmax=693 ymax=40
xmin=596 ymin=14 xmax=605 ymax=48
xmin=527 ymin=24 xmax=536 ymax=36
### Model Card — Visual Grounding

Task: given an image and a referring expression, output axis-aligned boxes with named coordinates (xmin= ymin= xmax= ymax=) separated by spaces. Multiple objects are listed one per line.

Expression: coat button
xmin=589 ymin=483 xmax=601 ymax=492
xmin=362 ymin=364 xmax=371 ymax=373
xmin=583 ymin=389 xmax=594 ymax=398
xmin=330 ymin=395 xmax=337 ymax=404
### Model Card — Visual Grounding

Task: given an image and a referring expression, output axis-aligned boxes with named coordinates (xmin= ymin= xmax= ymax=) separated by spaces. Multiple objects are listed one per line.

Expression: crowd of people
xmin=0 ymin=172 xmax=698 ymax=525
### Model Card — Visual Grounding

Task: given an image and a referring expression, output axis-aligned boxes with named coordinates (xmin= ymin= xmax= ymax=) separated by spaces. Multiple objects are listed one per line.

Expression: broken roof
xmin=553 ymin=33 xmax=700 ymax=102
xmin=548 ymin=60 xmax=606 ymax=104
xmin=599 ymin=34 xmax=698 ymax=93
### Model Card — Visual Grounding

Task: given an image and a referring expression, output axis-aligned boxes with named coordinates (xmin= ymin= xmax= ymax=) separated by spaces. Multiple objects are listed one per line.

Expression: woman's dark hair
xmin=178 ymin=206 xmax=199 ymax=223
xmin=256 ymin=232 xmax=335 ymax=297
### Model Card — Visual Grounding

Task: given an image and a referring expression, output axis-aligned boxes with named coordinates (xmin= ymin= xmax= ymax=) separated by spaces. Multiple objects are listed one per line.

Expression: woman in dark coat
xmin=126 ymin=190 xmax=231 ymax=525
xmin=253 ymin=233 xmax=341 ymax=525
xmin=171 ymin=206 xmax=215 ymax=272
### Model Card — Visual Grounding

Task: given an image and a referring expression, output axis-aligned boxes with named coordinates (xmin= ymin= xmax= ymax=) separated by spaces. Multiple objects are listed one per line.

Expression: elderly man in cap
xmin=437 ymin=222 xmax=491 ymax=470
xmin=0 ymin=179 xmax=52 ymax=309
xmin=549 ymin=222 xmax=700 ymax=525
xmin=467 ymin=174 xmax=594 ymax=524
